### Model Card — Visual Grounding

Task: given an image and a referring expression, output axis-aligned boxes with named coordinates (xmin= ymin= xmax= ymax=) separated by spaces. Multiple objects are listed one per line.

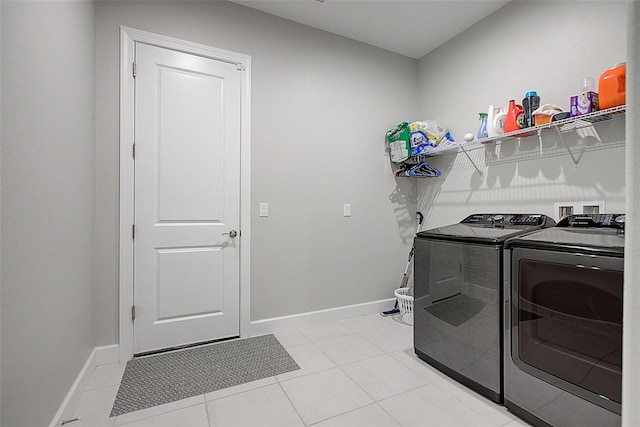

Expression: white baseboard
xmin=49 ymin=344 xmax=121 ymax=427
xmin=48 ymin=348 xmax=97 ymax=427
xmin=96 ymin=344 xmax=120 ymax=365
xmin=250 ymin=298 xmax=395 ymax=336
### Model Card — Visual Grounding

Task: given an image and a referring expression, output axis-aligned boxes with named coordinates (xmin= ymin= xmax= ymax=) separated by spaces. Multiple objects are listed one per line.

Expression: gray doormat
xmin=110 ymin=334 xmax=299 ymax=417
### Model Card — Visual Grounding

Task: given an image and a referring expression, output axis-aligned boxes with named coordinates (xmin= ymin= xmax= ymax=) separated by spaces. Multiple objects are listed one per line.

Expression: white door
xmin=133 ymin=42 xmax=241 ymax=354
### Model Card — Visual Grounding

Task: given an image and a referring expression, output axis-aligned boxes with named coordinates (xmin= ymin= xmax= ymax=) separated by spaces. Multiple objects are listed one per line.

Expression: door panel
xmin=157 ymin=66 xmax=224 ymax=222
xmin=155 ymin=247 xmax=223 ymax=320
xmin=134 ymin=42 xmax=241 ymax=354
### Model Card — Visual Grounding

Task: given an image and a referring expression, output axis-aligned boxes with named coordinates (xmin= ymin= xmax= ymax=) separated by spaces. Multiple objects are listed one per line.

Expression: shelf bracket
xmin=458 ymin=144 xmax=483 ymax=176
xmin=554 ymin=126 xmax=580 ymax=167
xmin=537 ymin=129 xmax=543 ymax=157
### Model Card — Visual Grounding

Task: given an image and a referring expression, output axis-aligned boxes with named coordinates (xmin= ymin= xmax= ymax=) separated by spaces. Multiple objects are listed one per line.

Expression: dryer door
xmin=511 ymin=247 xmax=623 ymax=413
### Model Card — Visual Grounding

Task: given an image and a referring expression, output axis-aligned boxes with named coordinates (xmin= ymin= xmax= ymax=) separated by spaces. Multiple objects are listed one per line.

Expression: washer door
xmin=414 ymin=238 xmax=501 ymax=400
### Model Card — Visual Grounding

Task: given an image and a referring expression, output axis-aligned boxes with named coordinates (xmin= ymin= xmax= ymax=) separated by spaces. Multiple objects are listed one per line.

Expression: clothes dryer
xmin=504 ymin=214 xmax=624 ymax=427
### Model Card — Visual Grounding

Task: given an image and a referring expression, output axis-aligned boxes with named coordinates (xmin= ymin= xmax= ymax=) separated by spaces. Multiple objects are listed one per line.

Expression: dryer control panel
xmin=461 ymin=213 xmax=555 ymax=227
xmin=557 ymin=214 xmax=625 ymax=228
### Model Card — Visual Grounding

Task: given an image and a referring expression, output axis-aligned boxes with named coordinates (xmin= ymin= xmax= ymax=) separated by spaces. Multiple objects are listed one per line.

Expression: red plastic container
xmin=504 ymin=100 xmax=525 ymax=133
xmin=599 ymin=63 xmax=626 ymax=109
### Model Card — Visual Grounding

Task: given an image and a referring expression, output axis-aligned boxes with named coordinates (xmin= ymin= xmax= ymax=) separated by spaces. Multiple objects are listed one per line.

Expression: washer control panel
xmin=461 ymin=214 xmax=554 ymax=227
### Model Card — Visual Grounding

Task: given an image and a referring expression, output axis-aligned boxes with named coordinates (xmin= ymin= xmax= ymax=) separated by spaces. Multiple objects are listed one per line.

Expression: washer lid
xmin=416 ymin=213 xmax=555 ymax=244
xmin=417 ymin=223 xmax=541 ymax=244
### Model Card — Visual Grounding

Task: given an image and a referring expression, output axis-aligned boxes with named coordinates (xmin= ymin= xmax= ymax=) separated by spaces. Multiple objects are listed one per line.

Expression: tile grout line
xmin=376 ymin=401 xmax=405 ymax=427
xmin=114 ymin=398 xmax=205 ymax=426
xmin=204 ymin=381 xmax=277 ymax=403
xmin=424 ymin=379 xmax=517 ymax=427
xmin=276 ymin=331 xmax=401 ymax=384
xmin=274 ymin=377 xmax=307 ymax=426
xmin=332 ymin=349 xmax=431 ymax=408
xmin=338 ymin=317 xmax=425 ymax=426
xmin=203 ymin=394 xmax=213 ymax=427
xmin=299 ymin=354 xmax=419 ymax=427
xmin=274 ymin=332 xmax=385 ymax=427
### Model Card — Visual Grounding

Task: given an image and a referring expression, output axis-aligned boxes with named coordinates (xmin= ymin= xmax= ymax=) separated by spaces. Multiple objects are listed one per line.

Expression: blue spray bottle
xmin=477 ymin=112 xmax=488 ymax=140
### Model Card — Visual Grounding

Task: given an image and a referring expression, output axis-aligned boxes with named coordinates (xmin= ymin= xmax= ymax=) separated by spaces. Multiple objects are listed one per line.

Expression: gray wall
xmin=416 ymin=0 xmax=627 ymax=227
xmin=94 ymin=1 xmax=418 ymax=345
xmin=0 ymin=2 xmax=96 ymax=426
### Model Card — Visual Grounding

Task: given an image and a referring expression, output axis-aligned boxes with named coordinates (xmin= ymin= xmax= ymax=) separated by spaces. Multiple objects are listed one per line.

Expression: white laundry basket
xmin=394 ymin=287 xmax=414 ymax=325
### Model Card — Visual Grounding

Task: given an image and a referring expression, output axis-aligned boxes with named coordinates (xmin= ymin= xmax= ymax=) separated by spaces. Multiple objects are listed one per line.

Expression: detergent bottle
xmin=504 ymin=100 xmax=525 ymax=133
xmin=487 ymin=106 xmax=497 ymax=137
xmin=494 ymin=108 xmax=508 ymax=136
xmin=477 ymin=113 xmax=488 ymax=140
xmin=487 ymin=105 xmax=507 ymax=137
xmin=522 ymin=91 xmax=540 ymax=128
xmin=598 ymin=63 xmax=626 ymax=109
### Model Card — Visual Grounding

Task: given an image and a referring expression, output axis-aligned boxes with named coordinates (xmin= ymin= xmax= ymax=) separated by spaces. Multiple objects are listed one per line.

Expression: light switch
xmin=259 ymin=203 xmax=269 ymax=217
xmin=343 ymin=204 xmax=351 ymax=217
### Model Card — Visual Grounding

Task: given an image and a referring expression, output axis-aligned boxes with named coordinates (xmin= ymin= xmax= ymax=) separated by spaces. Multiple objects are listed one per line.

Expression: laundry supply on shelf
xmin=522 ymin=91 xmax=540 ymax=128
xmin=386 ymin=121 xmax=412 ymax=163
xmin=532 ymin=103 xmax=564 ymax=125
xmin=598 ymin=63 xmax=626 ymax=109
xmin=386 ymin=120 xmax=455 ymax=163
xmin=570 ymin=77 xmax=599 ymax=117
xmin=477 ymin=113 xmax=488 ymax=140
xmin=504 ymin=100 xmax=525 ymax=133
xmin=385 ymin=119 xmax=455 ymax=178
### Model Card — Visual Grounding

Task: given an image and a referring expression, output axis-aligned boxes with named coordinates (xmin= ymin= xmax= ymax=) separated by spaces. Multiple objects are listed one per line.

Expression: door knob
xmin=222 ymin=230 xmax=238 ymax=238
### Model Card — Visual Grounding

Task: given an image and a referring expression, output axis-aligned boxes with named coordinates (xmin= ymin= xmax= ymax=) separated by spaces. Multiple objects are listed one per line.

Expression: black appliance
xmin=504 ymin=214 xmax=624 ymax=427
xmin=413 ymin=213 xmax=556 ymax=403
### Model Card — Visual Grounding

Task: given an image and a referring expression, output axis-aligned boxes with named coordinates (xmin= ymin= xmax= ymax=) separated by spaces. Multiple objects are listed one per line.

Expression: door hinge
xmin=133 ymin=62 xmax=137 ymax=78
xmin=132 ymin=224 xmax=135 ymax=239
xmin=132 ymin=143 xmax=136 ymax=159
xmin=236 ymin=63 xmax=245 ymax=71
xmin=131 ymin=305 xmax=136 ymax=321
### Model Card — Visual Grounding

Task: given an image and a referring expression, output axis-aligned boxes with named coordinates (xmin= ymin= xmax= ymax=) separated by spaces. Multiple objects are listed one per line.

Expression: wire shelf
xmin=428 ymin=106 xmax=626 ymax=175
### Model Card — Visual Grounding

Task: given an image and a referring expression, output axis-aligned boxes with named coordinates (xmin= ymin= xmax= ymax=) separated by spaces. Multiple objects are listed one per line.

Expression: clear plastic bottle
xmin=582 ymin=77 xmax=595 ymax=93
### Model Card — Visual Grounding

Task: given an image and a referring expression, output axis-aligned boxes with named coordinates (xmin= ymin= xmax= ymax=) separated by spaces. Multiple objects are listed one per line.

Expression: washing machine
xmin=413 ymin=213 xmax=556 ymax=403
xmin=504 ymin=214 xmax=624 ymax=427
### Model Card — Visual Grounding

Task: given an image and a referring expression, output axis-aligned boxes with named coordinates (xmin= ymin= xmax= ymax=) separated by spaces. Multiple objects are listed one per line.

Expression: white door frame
xmin=119 ymin=26 xmax=251 ymax=361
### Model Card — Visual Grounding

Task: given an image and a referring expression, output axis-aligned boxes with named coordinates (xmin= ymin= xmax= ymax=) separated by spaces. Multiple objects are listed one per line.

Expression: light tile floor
xmin=70 ymin=314 xmax=531 ymax=427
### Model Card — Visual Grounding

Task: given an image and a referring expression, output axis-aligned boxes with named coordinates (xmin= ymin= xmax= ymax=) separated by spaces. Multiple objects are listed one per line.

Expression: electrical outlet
xmin=582 ymin=204 xmax=601 ymax=214
xmin=259 ymin=203 xmax=269 ymax=217
xmin=343 ymin=204 xmax=351 ymax=217
xmin=557 ymin=204 xmax=574 ymax=220
xmin=554 ymin=200 xmax=605 ymax=220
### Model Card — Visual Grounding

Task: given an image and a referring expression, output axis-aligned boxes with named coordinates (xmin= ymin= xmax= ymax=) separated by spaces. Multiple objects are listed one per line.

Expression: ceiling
xmin=230 ymin=0 xmax=510 ymax=59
